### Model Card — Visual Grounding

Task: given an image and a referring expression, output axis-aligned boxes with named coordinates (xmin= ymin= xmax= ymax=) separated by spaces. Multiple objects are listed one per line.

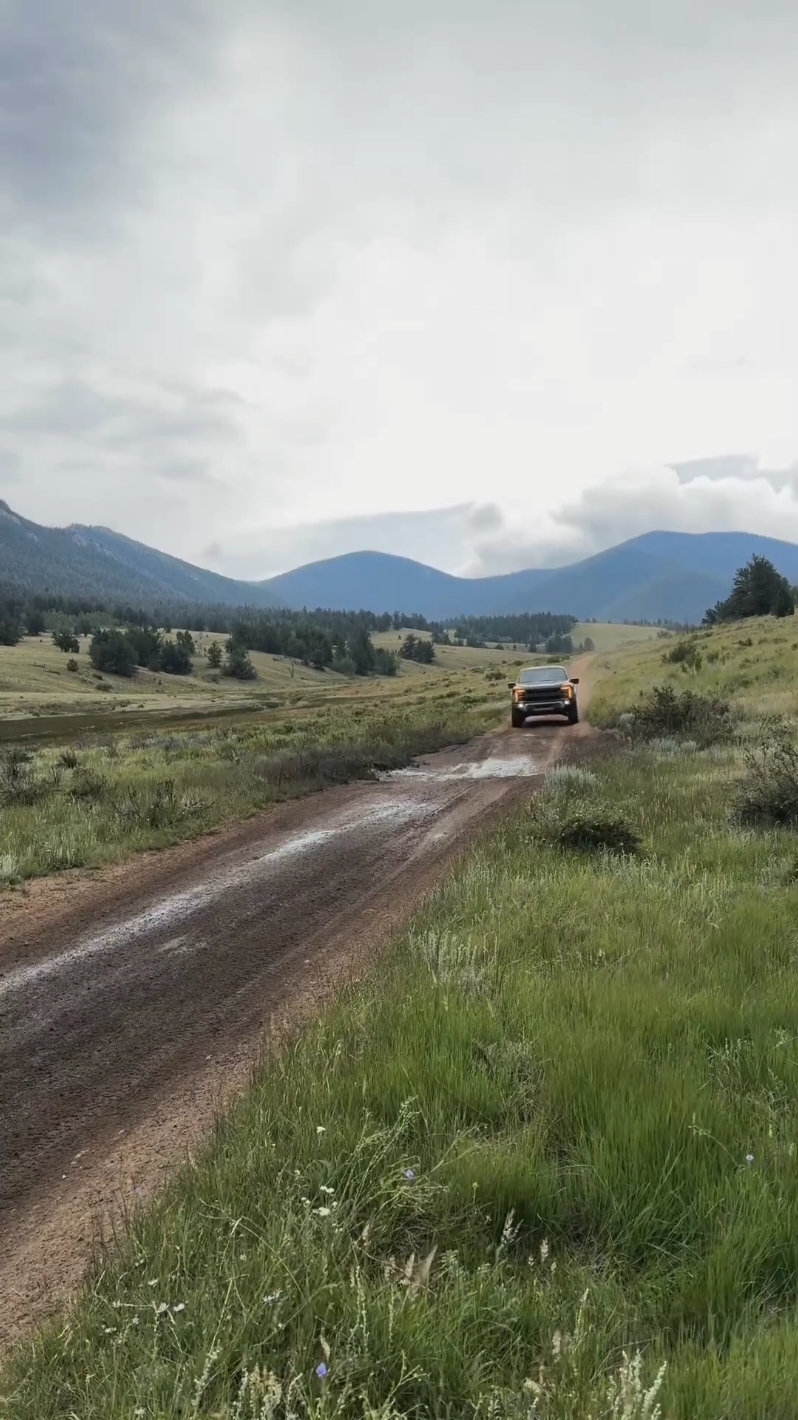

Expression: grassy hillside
xmin=0 ymin=633 xmax=354 ymax=724
xmin=590 ymin=614 xmax=798 ymax=725
xmin=571 ymin=621 xmax=661 ymax=653
xmin=0 ymin=632 xmax=531 ymax=729
xmin=7 ymin=620 xmax=798 ymax=1413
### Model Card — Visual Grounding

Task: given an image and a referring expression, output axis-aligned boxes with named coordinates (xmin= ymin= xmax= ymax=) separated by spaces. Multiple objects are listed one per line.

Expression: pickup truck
xmin=509 ymin=665 xmax=580 ymax=728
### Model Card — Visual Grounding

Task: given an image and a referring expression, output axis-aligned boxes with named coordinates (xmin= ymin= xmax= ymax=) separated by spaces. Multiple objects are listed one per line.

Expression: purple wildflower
xmin=316 ymin=1362 xmax=328 ymax=1380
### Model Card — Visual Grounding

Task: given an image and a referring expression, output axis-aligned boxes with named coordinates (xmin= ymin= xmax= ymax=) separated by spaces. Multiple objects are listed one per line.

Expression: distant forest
xmin=0 ymin=585 xmax=582 ymax=671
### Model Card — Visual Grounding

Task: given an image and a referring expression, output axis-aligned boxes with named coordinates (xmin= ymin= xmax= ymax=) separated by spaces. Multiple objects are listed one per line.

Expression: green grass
xmin=0 ymin=634 xmax=524 ymax=883
xmin=7 ymin=736 xmax=798 ymax=1416
xmin=590 ymin=614 xmax=798 ymax=727
xmin=0 ymin=634 xmax=343 ymax=718
xmin=0 ymin=696 xmax=503 ymax=885
xmin=571 ymin=621 xmax=662 ymax=653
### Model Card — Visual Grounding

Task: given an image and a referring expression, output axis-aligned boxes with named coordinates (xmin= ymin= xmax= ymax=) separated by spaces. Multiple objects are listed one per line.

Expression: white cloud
xmin=206 ymin=503 xmax=504 ymax=579
xmin=469 ymin=460 xmax=798 ymax=573
xmin=2 ymin=0 xmax=798 ymax=570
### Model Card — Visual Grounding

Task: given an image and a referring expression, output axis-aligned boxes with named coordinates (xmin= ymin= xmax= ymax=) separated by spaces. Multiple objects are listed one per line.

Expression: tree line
xmin=703 ymin=556 xmax=795 ymax=624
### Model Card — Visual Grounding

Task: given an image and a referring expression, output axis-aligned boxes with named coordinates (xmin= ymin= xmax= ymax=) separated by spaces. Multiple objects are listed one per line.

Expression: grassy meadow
xmin=0 ymin=695 xmax=504 ymax=886
xmin=0 ymin=632 xmax=532 ymax=728
xmin=0 ymin=627 xmax=592 ymax=885
xmin=7 ymin=735 xmax=798 ymax=1416
xmin=570 ymin=621 xmax=661 ymax=653
xmin=6 ymin=614 xmax=798 ymax=1415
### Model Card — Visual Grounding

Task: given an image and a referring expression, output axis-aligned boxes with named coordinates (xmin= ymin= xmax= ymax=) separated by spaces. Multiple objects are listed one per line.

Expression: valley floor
xmin=4 ymin=622 xmax=798 ymax=1416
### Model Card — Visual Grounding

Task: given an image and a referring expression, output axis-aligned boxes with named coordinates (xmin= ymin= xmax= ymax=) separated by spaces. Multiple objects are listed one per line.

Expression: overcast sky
xmin=3 ymin=0 xmax=798 ymax=578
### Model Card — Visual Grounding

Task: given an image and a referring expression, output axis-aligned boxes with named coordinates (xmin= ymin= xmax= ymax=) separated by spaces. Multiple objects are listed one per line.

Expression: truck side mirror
xmin=570 ymin=677 xmax=580 ymax=685
xmin=508 ymin=681 xmax=515 ymax=689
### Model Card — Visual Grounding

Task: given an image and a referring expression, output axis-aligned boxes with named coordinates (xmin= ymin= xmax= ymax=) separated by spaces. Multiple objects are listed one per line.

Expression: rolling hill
xmin=0 ymin=502 xmax=280 ymax=609
xmin=262 ymin=532 xmax=798 ymax=623
xmin=4 ymin=500 xmax=798 ymax=622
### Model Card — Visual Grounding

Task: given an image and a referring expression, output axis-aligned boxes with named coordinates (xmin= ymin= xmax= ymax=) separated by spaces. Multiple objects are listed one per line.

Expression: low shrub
xmin=623 ymin=684 xmax=733 ymax=747
xmin=69 ymin=768 xmax=108 ymax=802
xmin=545 ymin=764 xmax=599 ymax=794
xmin=733 ymin=716 xmax=798 ymax=827
xmin=549 ymin=806 xmax=641 ymax=855
xmin=115 ymin=779 xmax=208 ymax=830
xmin=661 ymin=638 xmax=702 ymax=669
xmin=0 ymin=749 xmax=44 ymax=807
xmin=529 ymin=785 xmax=641 ymax=857
xmin=0 ymin=851 xmax=21 ymax=886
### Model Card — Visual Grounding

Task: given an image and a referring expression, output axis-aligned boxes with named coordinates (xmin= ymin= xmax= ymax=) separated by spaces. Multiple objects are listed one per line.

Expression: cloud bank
xmin=2 ymin=1 xmax=798 ymax=574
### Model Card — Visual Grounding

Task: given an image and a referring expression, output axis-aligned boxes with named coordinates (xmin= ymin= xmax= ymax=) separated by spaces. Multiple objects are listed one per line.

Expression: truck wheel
xmin=511 ymin=709 xmax=525 ymax=728
xmin=567 ymin=703 xmax=579 ymax=725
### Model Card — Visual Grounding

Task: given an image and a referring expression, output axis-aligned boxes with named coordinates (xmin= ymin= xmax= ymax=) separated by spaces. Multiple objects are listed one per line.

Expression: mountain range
xmin=0 ymin=501 xmax=280 ymax=609
xmin=4 ymin=500 xmax=798 ymax=623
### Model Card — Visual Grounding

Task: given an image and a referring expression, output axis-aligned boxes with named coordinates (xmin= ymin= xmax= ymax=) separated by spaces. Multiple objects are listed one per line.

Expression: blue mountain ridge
xmin=261 ymin=531 xmax=798 ymax=622
xmin=3 ymin=500 xmax=798 ymax=623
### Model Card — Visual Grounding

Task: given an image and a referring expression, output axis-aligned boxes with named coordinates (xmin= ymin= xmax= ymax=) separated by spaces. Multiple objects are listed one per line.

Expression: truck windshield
xmin=518 ymin=667 xmax=567 ymax=685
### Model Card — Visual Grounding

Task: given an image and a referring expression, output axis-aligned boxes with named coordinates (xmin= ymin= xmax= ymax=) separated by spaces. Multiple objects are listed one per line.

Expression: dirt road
xmin=0 ymin=713 xmax=585 ymax=1346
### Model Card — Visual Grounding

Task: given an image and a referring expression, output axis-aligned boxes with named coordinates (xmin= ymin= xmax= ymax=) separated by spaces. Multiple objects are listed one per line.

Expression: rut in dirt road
xmin=0 ymin=718 xmax=578 ymax=1346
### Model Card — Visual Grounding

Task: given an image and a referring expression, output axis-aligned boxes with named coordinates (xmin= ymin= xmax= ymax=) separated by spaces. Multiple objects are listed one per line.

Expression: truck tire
xmin=511 ymin=709 xmax=525 ymax=728
xmin=567 ymin=703 xmax=579 ymax=725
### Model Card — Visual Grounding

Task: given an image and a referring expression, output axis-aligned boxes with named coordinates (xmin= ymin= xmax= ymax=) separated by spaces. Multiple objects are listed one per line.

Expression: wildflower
xmin=316 ymin=1206 xmax=331 ymax=1218
xmin=172 ymin=1303 xmax=186 ymax=1314
xmin=316 ymin=1126 xmax=326 ymax=1135
xmin=148 ymin=1279 xmax=158 ymax=1287
xmin=405 ymin=1169 xmax=416 ymax=1182
xmin=264 ymin=1292 xmax=283 ymax=1306
xmin=746 ymin=1154 xmax=755 ymax=1165
xmin=320 ymin=1185 xmax=335 ymax=1195
xmin=316 ymin=1363 xmax=328 ymax=1380
xmin=155 ymin=1302 xmax=169 ymax=1316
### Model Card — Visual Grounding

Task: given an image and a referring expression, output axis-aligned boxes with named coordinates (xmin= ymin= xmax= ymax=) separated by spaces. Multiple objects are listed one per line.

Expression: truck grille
xmin=521 ymin=686 xmax=564 ymax=704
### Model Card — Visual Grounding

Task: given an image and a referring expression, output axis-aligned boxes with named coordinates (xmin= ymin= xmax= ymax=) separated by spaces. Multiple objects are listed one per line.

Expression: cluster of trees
xmin=447 ymin=612 xmax=577 ymax=643
xmin=399 ymin=633 xmax=436 ymax=664
xmin=88 ymin=628 xmax=198 ymax=678
xmin=228 ymin=612 xmax=398 ymax=677
xmin=703 ymin=556 xmax=795 ymax=625
xmin=544 ymin=632 xmax=574 ymax=655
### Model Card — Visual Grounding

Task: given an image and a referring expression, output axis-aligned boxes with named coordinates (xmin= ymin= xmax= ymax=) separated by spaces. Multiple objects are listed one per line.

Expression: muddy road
xmin=0 ymin=716 xmax=583 ymax=1345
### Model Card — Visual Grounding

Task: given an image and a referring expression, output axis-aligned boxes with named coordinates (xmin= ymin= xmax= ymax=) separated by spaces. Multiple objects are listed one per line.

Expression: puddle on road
xmin=0 ymin=799 xmax=436 ymax=998
xmin=381 ymin=755 xmax=543 ymax=783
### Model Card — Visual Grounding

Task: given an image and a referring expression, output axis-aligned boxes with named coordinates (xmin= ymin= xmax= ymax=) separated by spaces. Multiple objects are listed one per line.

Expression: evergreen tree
xmin=704 ymin=556 xmax=795 ymax=624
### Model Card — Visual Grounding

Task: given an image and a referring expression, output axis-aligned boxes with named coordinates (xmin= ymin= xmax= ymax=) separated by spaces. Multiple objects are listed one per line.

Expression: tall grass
xmin=590 ymin=614 xmax=798 ymax=728
xmin=6 ymin=747 xmax=798 ymax=1416
xmin=0 ymin=702 xmax=497 ymax=884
